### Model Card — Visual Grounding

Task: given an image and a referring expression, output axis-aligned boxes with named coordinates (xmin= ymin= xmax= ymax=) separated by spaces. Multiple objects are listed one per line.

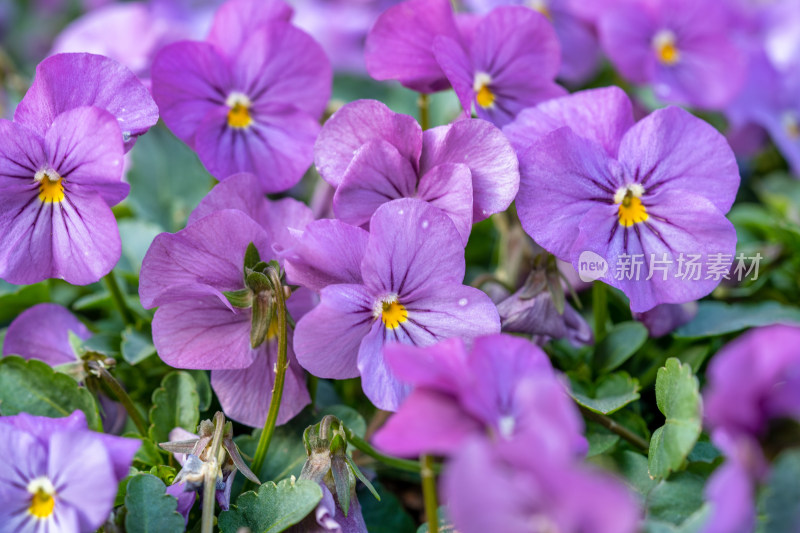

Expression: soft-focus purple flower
xmin=151 ymin=0 xmax=330 ymax=191
xmin=633 ymin=301 xmax=698 ymax=337
xmin=0 ymin=411 xmax=139 ymax=533
xmin=433 ymin=6 xmax=565 ymax=127
xmin=597 ymin=0 xmax=745 ymax=110
xmin=0 ymin=106 xmax=127 ymax=285
xmin=289 ymin=484 xmax=367 ymax=533
xmin=497 ymin=286 xmax=593 ymax=345
xmin=15 ymin=53 xmax=159 ymax=152
xmin=464 ymin=0 xmax=600 ymax=85
xmin=3 ymin=303 xmax=90 ymax=364
xmin=140 ymin=175 xmax=315 ymax=426
xmin=289 ymin=198 xmax=500 ymax=411
xmin=444 ymin=437 xmax=640 ymax=533
xmin=509 ymin=87 xmax=739 ymax=312
xmin=372 ymin=334 xmax=587 ymax=459
xmin=365 ymin=0 xmax=463 ymax=92
xmin=314 ymin=100 xmax=519 ymax=242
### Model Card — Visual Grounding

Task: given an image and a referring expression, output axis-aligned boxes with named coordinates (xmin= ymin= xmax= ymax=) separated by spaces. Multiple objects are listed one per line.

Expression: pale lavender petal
xmin=419 ymin=119 xmax=518 ymax=221
xmin=432 ymin=35 xmax=475 ymax=120
xmin=703 ymin=459 xmax=755 ymax=533
xmin=598 ymin=3 xmax=657 ymax=85
xmin=15 ymin=53 xmax=158 ymax=151
xmin=618 ymin=106 xmax=740 ymax=213
xmin=0 ymin=119 xmax=46 ymax=184
xmin=361 ymin=199 xmax=465 ymax=298
xmin=314 ymin=100 xmax=422 ymax=188
xmin=416 ymin=163 xmax=473 ymax=246
xmin=333 ymin=140 xmax=417 ymax=227
xmin=95 ymin=433 xmax=141 ymax=481
xmin=357 ymin=322 xmax=412 ymax=411
xmin=365 ymin=0 xmax=462 ymax=93
xmin=294 ymin=284 xmax=375 ymax=379
xmin=504 ymin=86 xmax=635 ymax=157
xmin=554 ymin=10 xmax=601 ymax=85
xmin=166 ymin=482 xmax=197 ymax=523
xmin=284 ymin=220 xmax=369 ymax=291
xmin=3 ymin=303 xmax=89 ymax=364
xmin=207 ymin=0 xmax=293 ymax=57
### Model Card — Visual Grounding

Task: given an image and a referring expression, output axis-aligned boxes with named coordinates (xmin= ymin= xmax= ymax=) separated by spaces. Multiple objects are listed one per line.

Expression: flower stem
xmin=578 ymin=405 xmax=649 ymax=451
xmin=345 ymin=428 xmax=439 ymax=474
xmin=94 ymin=364 xmax=148 ymax=436
xmin=103 ymin=271 xmax=136 ymax=326
xmin=592 ymin=281 xmax=608 ymax=342
xmin=250 ymin=268 xmax=288 ymax=478
xmin=421 ymin=454 xmax=439 ymax=533
xmin=201 ymin=412 xmax=226 ymax=533
xmin=418 ymin=93 xmax=430 ymax=130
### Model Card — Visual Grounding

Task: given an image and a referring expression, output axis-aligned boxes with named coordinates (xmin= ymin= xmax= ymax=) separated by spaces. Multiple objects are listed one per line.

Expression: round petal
xmin=207 ymin=0 xmax=294 ymax=57
xmin=356 ymin=322 xmax=413 ymax=411
xmin=598 ymin=3 xmax=658 ymax=85
xmin=3 ymin=303 xmax=89 ymax=364
xmin=416 ymin=163 xmax=474 ymax=246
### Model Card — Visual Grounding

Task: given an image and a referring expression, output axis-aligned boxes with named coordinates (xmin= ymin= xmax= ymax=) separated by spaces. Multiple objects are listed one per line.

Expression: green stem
xmin=95 ymin=366 xmax=148 ymax=436
xmin=250 ymin=268 xmax=288 ymax=477
xmin=307 ymin=374 xmax=319 ymax=406
xmin=421 ymin=454 xmax=439 ymax=533
xmin=418 ymin=93 xmax=430 ymax=131
xmin=103 ymin=271 xmax=136 ymax=326
xmin=201 ymin=412 xmax=226 ymax=533
xmin=578 ymin=405 xmax=649 ymax=451
xmin=346 ymin=429 xmax=440 ymax=474
xmin=592 ymin=281 xmax=609 ymax=343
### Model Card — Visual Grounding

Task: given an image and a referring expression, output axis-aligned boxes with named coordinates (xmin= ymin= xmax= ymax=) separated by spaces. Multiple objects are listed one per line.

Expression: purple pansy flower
xmin=496 ymin=286 xmax=593 ymax=345
xmin=433 ymin=6 xmax=565 ymax=127
xmin=15 ymin=53 xmax=159 ymax=152
xmin=372 ymin=334 xmax=587 ymax=459
xmin=3 ymin=303 xmax=91 ymax=365
xmin=151 ymin=0 xmax=331 ymax=191
xmin=289 ymin=198 xmax=500 ymax=411
xmin=314 ymin=100 xmax=519 ymax=243
xmin=508 ymin=87 xmax=739 ymax=312
xmin=365 ymin=0 xmax=463 ymax=93
xmin=463 ymin=0 xmax=601 ymax=85
xmin=444 ymin=437 xmax=640 ymax=533
xmin=632 ymin=301 xmax=698 ymax=337
xmin=0 ymin=106 xmax=128 ymax=286
xmin=597 ymin=0 xmax=745 ymax=110
xmin=139 ymin=174 xmax=315 ymax=426
xmin=0 ymin=411 xmax=139 ymax=533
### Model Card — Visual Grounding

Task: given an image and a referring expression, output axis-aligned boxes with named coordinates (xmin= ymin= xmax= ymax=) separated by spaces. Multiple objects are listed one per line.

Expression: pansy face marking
xmin=473 ymin=72 xmax=496 ymax=109
xmin=652 ymin=29 xmax=680 ymax=66
xmin=614 ymin=183 xmax=648 ymax=227
xmin=374 ymin=294 xmax=408 ymax=330
xmin=34 ymin=168 xmax=64 ymax=203
xmin=27 ymin=477 xmax=56 ymax=519
xmin=226 ymin=92 xmax=253 ymax=129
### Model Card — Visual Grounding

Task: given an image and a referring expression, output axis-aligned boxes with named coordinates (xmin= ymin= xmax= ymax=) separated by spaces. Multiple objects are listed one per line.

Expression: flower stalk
xmin=592 ymin=281 xmax=608 ymax=342
xmin=201 ymin=412 xmax=227 ymax=533
xmin=344 ymin=427 xmax=439 ymax=474
xmin=421 ymin=454 xmax=439 ymax=533
xmin=87 ymin=360 xmax=148 ymax=436
xmin=103 ymin=270 xmax=136 ymax=326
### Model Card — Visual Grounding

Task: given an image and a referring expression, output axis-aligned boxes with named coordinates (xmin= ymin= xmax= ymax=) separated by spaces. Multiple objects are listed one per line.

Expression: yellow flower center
xmin=35 ymin=169 xmax=64 ymax=203
xmin=27 ymin=478 xmax=56 ymax=519
xmin=653 ymin=30 xmax=680 ymax=65
xmin=381 ymin=301 xmax=408 ymax=329
xmin=527 ymin=0 xmax=552 ymax=20
xmin=473 ymin=72 xmax=496 ymax=109
xmin=267 ymin=316 xmax=279 ymax=339
xmin=226 ymin=92 xmax=253 ymax=129
xmin=615 ymin=185 xmax=649 ymax=227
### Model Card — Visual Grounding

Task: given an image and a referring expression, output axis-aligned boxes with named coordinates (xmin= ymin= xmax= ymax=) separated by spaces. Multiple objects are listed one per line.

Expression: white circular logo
xmin=577 ymin=251 xmax=608 ymax=282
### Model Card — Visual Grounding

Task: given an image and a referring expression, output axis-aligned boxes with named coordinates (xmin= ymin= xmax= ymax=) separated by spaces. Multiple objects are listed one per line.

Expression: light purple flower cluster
xmin=0 ymin=53 xmax=158 ymax=285
xmin=151 ymin=0 xmax=331 ymax=192
xmin=372 ymin=334 xmax=639 ymax=533
xmin=701 ymin=325 xmax=800 ymax=533
xmin=0 ymin=411 xmax=139 ymax=532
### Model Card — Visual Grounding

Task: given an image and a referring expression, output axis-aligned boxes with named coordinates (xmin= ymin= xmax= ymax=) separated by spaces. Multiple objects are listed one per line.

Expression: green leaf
xmin=129 ymin=434 xmax=166 ymax=468
xmin=674 ymin=301 xmax=800 ymax=339
xmin=244 ymin=242 xmax=262 ymax=270
xmin=124 ymin=474 xmax=185 ymax=533
xmin=359 ymin=481 xmax=416 ymax=533
xmin=415 ymin=506 xmax=456 ymax=533
xmin=593 ymin=321 xmax=649 ymax=373
xmin=148 ymin=371 xmax=200 ymax=444
xmin=0 ymin=280 xmax=49 ymax=323
xmin=0 ymin=356 xmax=101 ymax=430
xmin=121 ymin=326 xmax=157 ymax=365
xmin=647 ymin=471 xmax=706 ymax=526
xmin=117 ymin=219 xmax=163 ymax=274
xmin=189 ymin=369 xmax=212 ymax=412
xmin=761 ymin=449 xmax=800 ymax=533
xmin=218 ymin=478 xmax=323 ymax=533
xmin=585 ymin=421 xmax=621 ymax=457
xmin=570 ymin=372 xmax=640 ymax=414
xmin=648 ymin=359 xmax=702 ymax=479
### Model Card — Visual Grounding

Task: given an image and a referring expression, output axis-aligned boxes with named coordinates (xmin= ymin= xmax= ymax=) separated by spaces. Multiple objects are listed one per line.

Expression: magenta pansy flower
xmin=289 ymin=198 xmax=500 ymax=411
xmin=597 ymin=0 xmax=745 ymax=109
xmin=508 ymin=87 xmax=739 ymax=312
xmin=372 ymin=334 xmax=587 ymax=460
xmin=444 ymin=437 xmax=640 ymax=533
xmin=314 ymin=99 xmax=518 ymax=243
xmin=3 ymin=303 xmax=90 ymax=365
xmin=0 ymin=411 xmax=139 ymax=533
xmin=0 ymin=106 xmax=127 ymax=285
xmin=139 ymin=174 xmax=315 ymax=426
xmin=151 ymin=0 xmax=331 ymax=192
xmin=464 ymin=0 xmax=601 ymax=85
xmin=15 ymin=53 xmax=159 ymax=152
xmin=434 ymin=6 xmax=565 ymax=127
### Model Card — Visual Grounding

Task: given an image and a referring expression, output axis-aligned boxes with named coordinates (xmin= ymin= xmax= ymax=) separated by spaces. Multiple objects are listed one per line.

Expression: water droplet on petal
xmin=398 ymin=209 xmax=404 ymax=215
xmin=421 ymin=220 xmax=429 ymax=229
xmin=458 ymin=298 xmax=468 ymax=306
